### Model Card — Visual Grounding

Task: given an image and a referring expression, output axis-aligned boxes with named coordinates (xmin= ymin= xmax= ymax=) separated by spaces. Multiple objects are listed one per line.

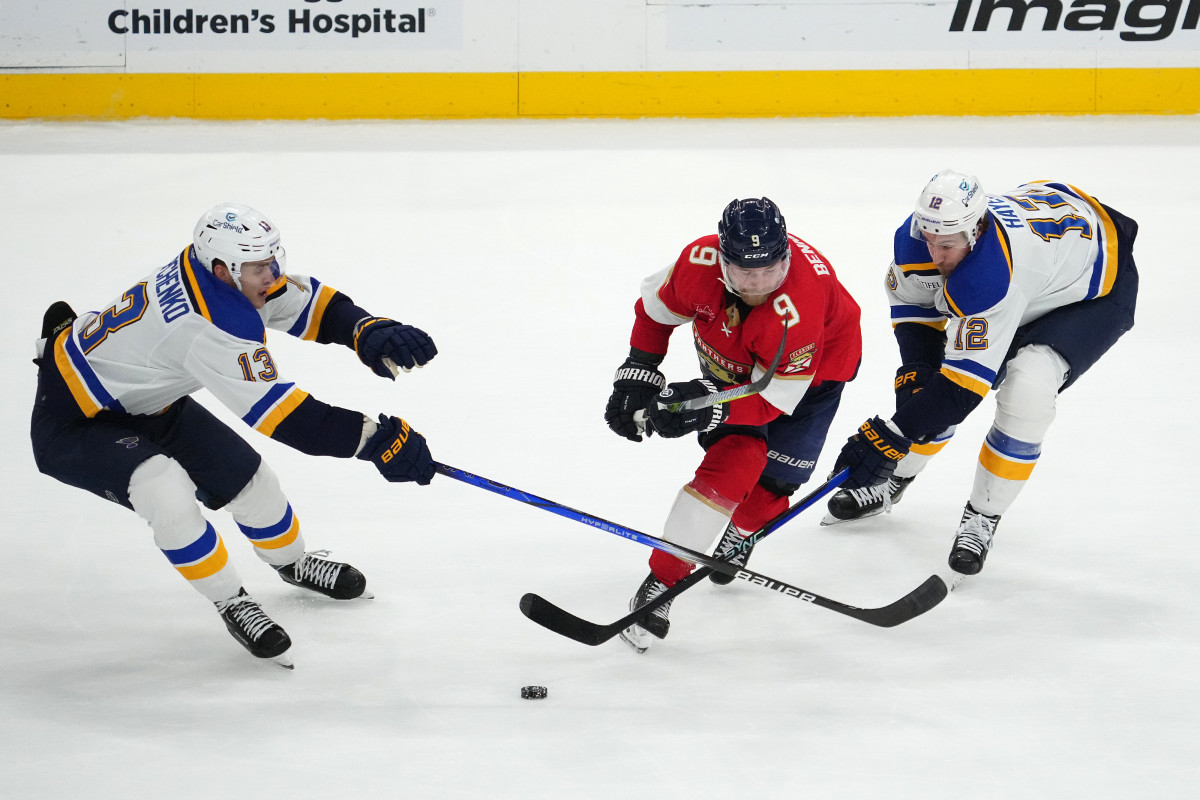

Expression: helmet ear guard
xmin=910 ymin=170 xmax=987 ymax=248
xmin=192 ymin=203 xmax=286 ymax=288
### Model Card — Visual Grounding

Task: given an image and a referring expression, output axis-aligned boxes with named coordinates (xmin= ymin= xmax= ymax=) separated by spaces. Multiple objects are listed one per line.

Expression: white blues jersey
xmin=48 ymin=245 xmax=361 ymax=454
xmin=887 ymin=180 xmax=1122 ymax=401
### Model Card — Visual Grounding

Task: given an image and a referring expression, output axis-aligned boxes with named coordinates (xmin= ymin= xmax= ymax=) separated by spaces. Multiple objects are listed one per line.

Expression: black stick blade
xmin=520 ymin=593 xmax=616 ymax=647
xmin=849 ymin=575 xmax=948 ymax=628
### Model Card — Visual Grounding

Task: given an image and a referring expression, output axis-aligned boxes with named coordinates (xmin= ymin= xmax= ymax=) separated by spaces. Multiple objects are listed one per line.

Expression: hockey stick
xmin=519 ymin=469 xmax=848 ymax=647
xmin=434 ymin=463 xmax=948 ymax=629
xmin=668 ymin=323 xmax=790 ymax=412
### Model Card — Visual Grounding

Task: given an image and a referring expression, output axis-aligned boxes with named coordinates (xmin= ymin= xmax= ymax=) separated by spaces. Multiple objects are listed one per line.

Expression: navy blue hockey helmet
xmin=717 ymin=198 xmax=790 ymax=295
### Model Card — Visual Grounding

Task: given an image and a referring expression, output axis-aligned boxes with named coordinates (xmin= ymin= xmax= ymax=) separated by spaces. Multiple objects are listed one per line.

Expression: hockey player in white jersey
xmin=31 ymin=203 xmax=438 ymax=667
xmin=824 ymin=170 xmax=1138 ymax=577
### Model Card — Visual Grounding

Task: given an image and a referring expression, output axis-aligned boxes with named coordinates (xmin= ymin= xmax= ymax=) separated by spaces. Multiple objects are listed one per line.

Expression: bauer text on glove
xmin=357 ymin=414 xmax=435 ymax=484
xmin=833 ymin=416 xmax=911 ymax=489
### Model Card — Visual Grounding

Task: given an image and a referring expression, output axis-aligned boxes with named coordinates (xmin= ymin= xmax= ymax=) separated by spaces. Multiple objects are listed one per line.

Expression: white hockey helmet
xmin=910 ymin=170 xmax=987 ymax=249
xmin=192 ymin=203 xmax=286 ymax=288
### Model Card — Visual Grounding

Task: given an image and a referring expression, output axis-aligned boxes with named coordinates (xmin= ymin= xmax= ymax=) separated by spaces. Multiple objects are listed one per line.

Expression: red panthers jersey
xmin=630 ymin=233 xmax=861 ymax=427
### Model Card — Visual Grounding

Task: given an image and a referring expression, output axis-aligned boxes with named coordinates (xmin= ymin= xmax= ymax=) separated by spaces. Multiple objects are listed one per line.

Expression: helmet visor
xmin=720 ymin=251 xmax=790 ymax=297
xmin=233 ymin=248 xmax=287 ymax=284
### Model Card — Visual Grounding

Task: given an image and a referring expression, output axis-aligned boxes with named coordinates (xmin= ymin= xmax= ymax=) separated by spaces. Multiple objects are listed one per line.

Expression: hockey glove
xmin=645 ymin=379 xmax=726 ymax=439
xmin=604 ymin=357 xmax=666 ymax=442
xmin=354 ymin=318 xmax=438 ymax=379
xmin=357 ymin=414 xmax=435 ymax=485
xmin=833 ymin=416 xmax=912 ymax=489
xmin=894 ymin=363 xmax=934 ymax=411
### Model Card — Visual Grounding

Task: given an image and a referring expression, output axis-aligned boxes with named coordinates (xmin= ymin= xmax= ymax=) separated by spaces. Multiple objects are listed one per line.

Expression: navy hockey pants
xmin=31 ymin=352 xmax=261 ymax=511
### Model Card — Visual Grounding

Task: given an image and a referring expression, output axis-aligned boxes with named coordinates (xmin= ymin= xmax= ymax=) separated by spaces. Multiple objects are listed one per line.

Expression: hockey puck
xmin=520 ymin=685 xmax=548 ymax=700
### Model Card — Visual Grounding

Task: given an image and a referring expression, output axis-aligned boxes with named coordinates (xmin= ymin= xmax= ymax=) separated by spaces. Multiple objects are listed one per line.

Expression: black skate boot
xmin=822 ymin=475 xmax=915 ymax=525
xmin=274 ymin=550 xmax=370 ymax=600
xmin=709 ymin=521 xmax=756 ymax=585
xmin=215 ymin=589 xmax=293 ymax=668
xmin=948 ymin=503 xmax=1001 ymax=576
xmin=618 ymin=573 xmax=673 ymax=654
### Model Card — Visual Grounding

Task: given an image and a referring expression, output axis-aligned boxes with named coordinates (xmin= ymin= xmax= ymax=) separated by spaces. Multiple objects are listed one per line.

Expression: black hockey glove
xmin=894 ymin=363 xmax=934 ymax=411
xmin=354 ymin=318 xmax=438 ymax=379
xmin=357 ymin=414 xmax=435 ymax=485
xmin=833 ymin=416 xmax=912 ymax=489
xmin=604 ymin=357 xmax=666 ymax=442
xmin=645 ymin=379 xmax=726 ymax=439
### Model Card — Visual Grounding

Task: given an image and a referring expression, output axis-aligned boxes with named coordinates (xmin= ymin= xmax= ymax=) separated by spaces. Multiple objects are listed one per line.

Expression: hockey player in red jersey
xmin=823 ymin=170 xmax=1138 ymax=580
xmin=604 ymin=197 xmax=862 ymax=652
xmin=31 ymin=203 xmax=438 ymax=668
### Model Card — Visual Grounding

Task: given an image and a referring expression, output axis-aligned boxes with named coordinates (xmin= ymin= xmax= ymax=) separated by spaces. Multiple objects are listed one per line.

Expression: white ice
xmin=1 ymin=115 xmax=1196 ymax=799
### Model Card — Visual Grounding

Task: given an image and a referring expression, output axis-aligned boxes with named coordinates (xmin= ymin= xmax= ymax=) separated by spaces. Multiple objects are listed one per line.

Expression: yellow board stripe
xmin=1 ymin=68 xmax=1198 ymax=120
xmin=176 ymin=538 xmax=230 ymax=581
xmin=255 ymin=389 xmax=310 ymax=437
xmin=249 ymin=516 xmax=301 ymax=551
xmin=940 ymin=365 xmax=991 ymax=398
xmin=978 ymin=443 xmax=1037 ymax=481
xmin=53 ymin=330 xmax=102 ymax=417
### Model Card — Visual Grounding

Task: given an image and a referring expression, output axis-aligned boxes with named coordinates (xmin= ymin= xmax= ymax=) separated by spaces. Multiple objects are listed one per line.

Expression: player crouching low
xmin=603 ymin=197 xmax=862 ymax=653
xmin=31 ymin=204 xmax=438 ymax=668
xmin=822 ymin=170 xmax=1138 ymax=580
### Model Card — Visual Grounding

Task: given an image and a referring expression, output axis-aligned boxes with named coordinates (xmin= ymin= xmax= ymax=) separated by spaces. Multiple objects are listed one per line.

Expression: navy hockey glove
xmin=645 ymin=379 xmax=726 ymax=439
xmin=354 ymin=318 xmax=438 ymax=379
xmin=604 ymin=357 xmax=666 ymax=442
xmin=833 ymin=416 xmax=912 ymax=489
xmin=894 ymin=363 xmax=934 ymax=411
xmin=357 ymin=414 xmax=435 ymax=485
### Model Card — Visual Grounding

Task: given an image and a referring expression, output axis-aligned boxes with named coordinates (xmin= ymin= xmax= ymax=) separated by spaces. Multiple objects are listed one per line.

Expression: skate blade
xmin=618 ymin=627 xmax=650 ymax=655
xmin=820 ymin=507 xmax=887 ymax=526
xmin=271 ymin=651 xmax=295 ymax=670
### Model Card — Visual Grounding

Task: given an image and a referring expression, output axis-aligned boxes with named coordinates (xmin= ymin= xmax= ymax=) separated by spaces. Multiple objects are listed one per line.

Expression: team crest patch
xmin=782 ymin=343 xmax=816 ymax=375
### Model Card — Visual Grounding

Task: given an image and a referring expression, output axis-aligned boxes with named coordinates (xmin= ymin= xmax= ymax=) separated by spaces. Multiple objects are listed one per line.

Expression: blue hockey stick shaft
xmin=434 ymin=463 xmax=947 ymax=627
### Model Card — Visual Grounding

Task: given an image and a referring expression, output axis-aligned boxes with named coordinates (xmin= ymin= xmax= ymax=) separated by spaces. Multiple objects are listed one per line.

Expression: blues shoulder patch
xmin=942 ymin=221 xmax=1012 ymax=317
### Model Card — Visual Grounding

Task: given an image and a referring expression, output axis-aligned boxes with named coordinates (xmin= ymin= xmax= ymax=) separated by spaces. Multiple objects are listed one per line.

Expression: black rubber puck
xmin=520 ymin=685 xmax=548 ymax=700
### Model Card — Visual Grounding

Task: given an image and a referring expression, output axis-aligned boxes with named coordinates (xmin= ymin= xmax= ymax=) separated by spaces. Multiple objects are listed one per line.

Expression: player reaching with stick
xmin=603 ymin=198 xmax=862 ymax=653
xmin=31 ymin=203 xmax=437 ymax=668
xmin=823 ymin=171 xmax=1138 ymax=580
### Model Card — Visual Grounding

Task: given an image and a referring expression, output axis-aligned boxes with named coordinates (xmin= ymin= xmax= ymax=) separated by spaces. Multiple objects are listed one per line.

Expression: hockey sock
xmin=225 ymin=462 xmax=305 ymax=566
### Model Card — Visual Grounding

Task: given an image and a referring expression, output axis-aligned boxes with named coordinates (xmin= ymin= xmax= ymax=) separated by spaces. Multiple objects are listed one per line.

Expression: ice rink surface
xmin=1 ymin=115 xmax=1196 ymax=799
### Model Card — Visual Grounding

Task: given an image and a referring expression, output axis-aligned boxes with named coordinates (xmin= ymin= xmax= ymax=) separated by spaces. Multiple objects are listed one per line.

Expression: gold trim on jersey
xmin=53 ymin=329 xmax=102 ymax=417
xmin=254 ymin=388 xmax=310 ymax=437
xmin=301 ymin=284 xmax=338 ymax=342
xmin=180 ymin=247 xmax=213 ymax=323
xmin=939 ymin=364 xmax=991 ymax=398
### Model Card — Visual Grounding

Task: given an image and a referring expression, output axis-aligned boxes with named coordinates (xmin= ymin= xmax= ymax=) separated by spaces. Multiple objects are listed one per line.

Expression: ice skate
xmin=709 ymin=521 xmax=755 ymax=585
xmin=948 ymin=503 xmax=1001 ymax=576
xmin=822 ymin=475 xmax=914 ymax=525
xmin=215 ymin=589 xmax=293 ymax=668
xmin=275 ymin=550 xmax=371 ymax=600
xmin=618 ymin=573 xmax=672 ymax=654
